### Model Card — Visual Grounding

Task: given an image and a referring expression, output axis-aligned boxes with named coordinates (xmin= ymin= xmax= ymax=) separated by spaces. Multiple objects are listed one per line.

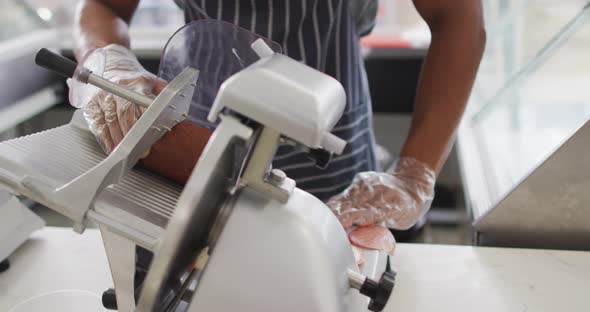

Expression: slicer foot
xmin=102 ymin=288 xmax=118 ymax=310
xmin=0 ymin=259 xmax=9 ymax=273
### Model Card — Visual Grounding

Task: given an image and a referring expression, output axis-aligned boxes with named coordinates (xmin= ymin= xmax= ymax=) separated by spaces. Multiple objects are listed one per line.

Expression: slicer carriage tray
xmin=0 ymin=115 xmax=180 ymax=240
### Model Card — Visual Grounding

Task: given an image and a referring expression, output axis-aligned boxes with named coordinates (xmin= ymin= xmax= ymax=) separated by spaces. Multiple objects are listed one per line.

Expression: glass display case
xmin=0 ymin=0 xmax=48 ymax=42
xmin=130 ymin=0 xmax=184 ymax=28
xmin=458 ymin=1 xmax=590 ymax=249
xmin=472 ymin=0 xmax=590 ymax=111
xmin=23 ymin=0 xmax=184 ymax=29
xmin=475 ymin=1 xmax=590 ymax=202
xmin=24 ymin=0 xmax=185 ymax=61
xmin=0 ymin=0 xmax=59 ymax=134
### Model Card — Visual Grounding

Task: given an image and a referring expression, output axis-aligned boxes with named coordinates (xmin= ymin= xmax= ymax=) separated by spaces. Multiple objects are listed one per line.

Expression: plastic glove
xmin=69 ymin=44 xmax=163 ymax=154
xmin=327 ymin=157 xmax=435 ymax=230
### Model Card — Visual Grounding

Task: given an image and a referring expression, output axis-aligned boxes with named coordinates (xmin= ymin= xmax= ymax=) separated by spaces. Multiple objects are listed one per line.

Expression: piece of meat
xmin=139 ymin=121 xmax=212 ymax=185
xmin=352 ymin=245 xmax=366 ymax=266
xmin=348 ymin=225 xmax=396 ymax=256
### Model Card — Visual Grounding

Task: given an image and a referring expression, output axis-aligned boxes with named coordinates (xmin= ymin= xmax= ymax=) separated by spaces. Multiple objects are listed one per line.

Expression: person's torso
xmin=174 ymin=0 xmax=378 ymax=200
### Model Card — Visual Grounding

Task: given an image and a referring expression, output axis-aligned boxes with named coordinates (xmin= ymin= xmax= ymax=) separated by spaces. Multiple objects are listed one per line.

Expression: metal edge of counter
xmin=455 ymin=119 xmax=495 ymax=243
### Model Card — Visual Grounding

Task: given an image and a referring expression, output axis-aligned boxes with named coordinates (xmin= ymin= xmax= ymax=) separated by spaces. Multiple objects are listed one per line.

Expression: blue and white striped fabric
xmin=174 ymin=0 xmax=378 ymax=200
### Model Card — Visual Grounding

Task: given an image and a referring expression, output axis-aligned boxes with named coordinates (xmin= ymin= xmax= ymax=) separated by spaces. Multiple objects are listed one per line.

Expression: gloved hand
xmin=69 ymin=44 xmax=164 ymax=154
xmin=327 ymin=157 xmax=436 ymax=230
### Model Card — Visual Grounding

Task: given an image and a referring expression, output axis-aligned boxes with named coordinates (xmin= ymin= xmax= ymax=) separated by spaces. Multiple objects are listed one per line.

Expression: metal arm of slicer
xmin=31 ymin=49 xmax=198 ymax=236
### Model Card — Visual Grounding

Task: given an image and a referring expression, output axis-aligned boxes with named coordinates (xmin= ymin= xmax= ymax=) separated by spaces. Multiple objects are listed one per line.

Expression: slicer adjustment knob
xmin=363 ymin=271 xmax=396 ymax=312
xmin=348 ymin=269 xmax=396 ymax=312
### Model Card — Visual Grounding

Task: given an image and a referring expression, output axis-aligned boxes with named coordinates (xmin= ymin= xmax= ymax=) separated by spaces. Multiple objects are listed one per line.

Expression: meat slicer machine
xmin=0 ymin=28 xmax=395 ymax=311
xmin=0 ymin=190 xmax=44 ymax=272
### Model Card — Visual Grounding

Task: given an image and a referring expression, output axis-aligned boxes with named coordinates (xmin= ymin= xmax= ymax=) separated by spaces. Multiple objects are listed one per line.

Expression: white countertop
xmin=0 ymin=228 xmax=112 ymax=312
xmin=386 ymin=244 xmax=590 ymax=311
xmin=1 ymin=227 xmax=589 ymax=312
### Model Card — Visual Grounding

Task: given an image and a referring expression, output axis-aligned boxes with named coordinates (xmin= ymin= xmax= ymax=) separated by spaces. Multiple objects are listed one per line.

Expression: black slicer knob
xmin=361 ymin=271 xmax=396 ymax=312
xmin=35 ymin=48 xmax=78 ymax=79
xmin=102 ymin=288 xmax=118 ymax=310
xmin=306 ymin=148 xmax=333 ymax=169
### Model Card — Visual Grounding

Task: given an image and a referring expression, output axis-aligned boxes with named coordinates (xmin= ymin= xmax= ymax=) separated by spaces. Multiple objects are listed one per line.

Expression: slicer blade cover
xmin=158 ymin=20 xmax=282 ymax=129
xmin=208 ymin=54 xmax=347 ymax=153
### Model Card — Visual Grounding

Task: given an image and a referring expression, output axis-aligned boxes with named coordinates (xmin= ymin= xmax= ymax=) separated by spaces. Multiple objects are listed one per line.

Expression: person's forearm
xmin=400 ymin=9 xmax=486 ymax=174
xmin=73 ymin=0 xmax=139 ymax=60
xmin=139 ymin=122 xmax=213 ymax=185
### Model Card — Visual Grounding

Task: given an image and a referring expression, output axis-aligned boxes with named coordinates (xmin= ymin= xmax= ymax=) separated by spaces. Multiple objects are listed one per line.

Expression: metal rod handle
xmin=87 ymin=74 xmax=153 ymax=108
xmin=348 ymin=269 xmax=366 ymax=290
xmin=35 ymin=48 xmax=154 ymax=109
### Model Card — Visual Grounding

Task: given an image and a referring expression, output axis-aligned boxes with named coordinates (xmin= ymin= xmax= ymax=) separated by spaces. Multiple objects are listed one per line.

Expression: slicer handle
xmin=34 ymin=47 xmax=153 ymax=108
xmin=35 ymin=48 xmax=78 ymax=79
